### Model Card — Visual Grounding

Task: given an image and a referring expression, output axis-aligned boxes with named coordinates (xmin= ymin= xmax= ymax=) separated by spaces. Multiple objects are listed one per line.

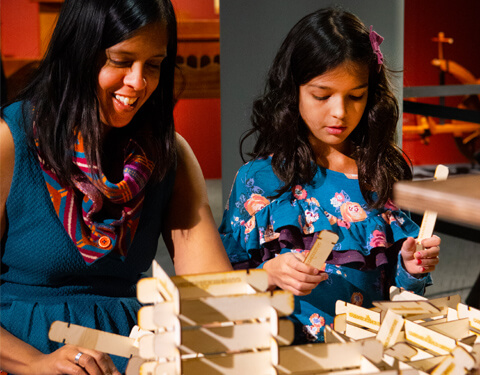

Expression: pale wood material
xmin=144 ymin=290 xmax=294 ymax=328
xmin=139 ymin=319 xmax=293 ymax=358
xmin=393 ymin=174 xmax=480 ymax=227
xmin=138 ymin=269 xmax=268 ymax=303
xmin=376 ymin=309 xmax=404 ymax=348
xmin=303 ymin=230 xmax=338 ymax=269
xmin=404 ymin=320 xmax=457 ymax=355
xmin=415 ymin=165 xmax=449 ymax=252
xmin=430 ymin=346 xmax=475 ymax=375
xmin=273 ymin=339 xmax=384 ymax=373
xmin=142 ymin=350 xmax=276 ymax=375
xmin=48 ymin=321 xmax=138 ymax=358
xmin=457 ymin=303 xmax=480 ymax=332
xmin=373 ymin=300 xmax=441 ymax=317
xmin=427 ymin=318 xmax=471 ymax=340
xmin=336 ymin=301 xmax=381 ymax=331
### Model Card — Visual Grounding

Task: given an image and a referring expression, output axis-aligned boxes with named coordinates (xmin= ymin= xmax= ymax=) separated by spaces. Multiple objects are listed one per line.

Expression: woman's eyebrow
xmin=108 ymin=50 xmax=167 ymax=58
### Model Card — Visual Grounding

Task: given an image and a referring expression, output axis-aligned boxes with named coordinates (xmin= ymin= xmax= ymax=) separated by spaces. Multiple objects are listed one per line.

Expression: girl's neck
xmin=312 ymin=141 xmax=358 ymax=175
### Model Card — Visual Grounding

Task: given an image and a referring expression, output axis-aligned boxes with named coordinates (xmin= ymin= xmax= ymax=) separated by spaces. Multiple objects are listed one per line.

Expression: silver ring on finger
xmin=74 ymin=351 xmax=83 ymax=366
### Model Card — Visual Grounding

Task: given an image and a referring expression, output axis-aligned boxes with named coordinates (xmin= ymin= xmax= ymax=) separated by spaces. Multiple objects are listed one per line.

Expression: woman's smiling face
xmin=97 ymin=22 xmax=168 ymax=129
xmin=298 ymin=61 xmax=369 ymax=154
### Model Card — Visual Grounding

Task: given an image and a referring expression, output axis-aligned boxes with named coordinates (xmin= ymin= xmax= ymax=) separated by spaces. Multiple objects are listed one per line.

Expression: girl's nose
xmin=331 ymin=97 xmax=346 ymax=119
xmin=124 ymin=64 xmax=147 ymax=91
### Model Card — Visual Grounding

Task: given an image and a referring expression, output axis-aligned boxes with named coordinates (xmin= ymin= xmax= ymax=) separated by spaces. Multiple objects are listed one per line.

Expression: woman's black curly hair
xmin=241 ymin=7 xmax=412 ymax=209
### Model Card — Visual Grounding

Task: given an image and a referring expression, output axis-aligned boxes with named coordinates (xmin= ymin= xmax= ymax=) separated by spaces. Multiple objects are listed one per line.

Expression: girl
xmin=219 ymin=7 xmax=440 ymax=344
xmin=0 ymin=0 xmax=231 ymax=373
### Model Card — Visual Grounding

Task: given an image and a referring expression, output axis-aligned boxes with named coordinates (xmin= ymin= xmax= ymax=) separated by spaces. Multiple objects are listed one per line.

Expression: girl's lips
xmin=326 ymin=126 xmax=346 ymax=135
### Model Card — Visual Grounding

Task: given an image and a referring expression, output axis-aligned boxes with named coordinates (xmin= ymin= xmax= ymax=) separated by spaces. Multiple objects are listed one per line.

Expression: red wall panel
xmin=1 ymin=0 xmax=40 ymax=58
xmin=403 ymin=0 xmax=480 ymax=166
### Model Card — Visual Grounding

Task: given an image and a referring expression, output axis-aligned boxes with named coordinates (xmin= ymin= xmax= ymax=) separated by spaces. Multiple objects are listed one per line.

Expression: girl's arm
xmin=162 ymin=134 xmax=232 ymax=275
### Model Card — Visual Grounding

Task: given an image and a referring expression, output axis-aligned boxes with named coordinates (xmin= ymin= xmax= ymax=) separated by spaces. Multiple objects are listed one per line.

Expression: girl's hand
xmin=33 ymin=345 xmax=121 ymax=375
xmin=263 ymin=252 xmax=329 ymax=296
xmin=400 ymin=236 xmax=441 ymax=275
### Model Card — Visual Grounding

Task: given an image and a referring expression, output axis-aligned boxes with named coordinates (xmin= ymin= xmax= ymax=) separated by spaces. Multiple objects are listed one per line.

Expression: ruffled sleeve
xmin=219 ymin=159 xmax=283 ymax=268
xmin=220 ymin=159 xmax=424 ymax=276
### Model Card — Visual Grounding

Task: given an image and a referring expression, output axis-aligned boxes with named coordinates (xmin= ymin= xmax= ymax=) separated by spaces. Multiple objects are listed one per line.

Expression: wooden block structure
xmin=48 ymin=262 xmax=480 ymax=374
xmin=330 ymin=287 xmax=480 ymax=375
xmin=47 ymin=198 xmax=480 ymax=374
xmin=126 ymin=259 xmax=390 ymax=375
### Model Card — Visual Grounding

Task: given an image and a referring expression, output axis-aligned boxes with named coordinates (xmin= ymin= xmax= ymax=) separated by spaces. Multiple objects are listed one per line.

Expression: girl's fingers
xmin=420 ymin=235 xmax=441 ymax=248
xmin=415 ymin=247 xmax=440 ymax=260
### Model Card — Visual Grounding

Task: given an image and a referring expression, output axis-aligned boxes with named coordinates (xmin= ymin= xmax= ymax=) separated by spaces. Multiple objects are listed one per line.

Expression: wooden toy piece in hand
xmin=415 ymin=164 xmax=449 ymax=253
xmin=303 ymin=230 xmax=339 ymax=270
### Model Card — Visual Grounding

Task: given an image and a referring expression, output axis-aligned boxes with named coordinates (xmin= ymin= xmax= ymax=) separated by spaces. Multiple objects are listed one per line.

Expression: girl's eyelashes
xmin=312 ymin=93 xmax=366 ymax=101
xmin=349 ymin=94 xmax=365 ymax=101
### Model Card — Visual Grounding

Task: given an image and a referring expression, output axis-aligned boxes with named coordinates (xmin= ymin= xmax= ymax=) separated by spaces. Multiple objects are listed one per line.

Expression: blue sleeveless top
xmin=0 ymin=101 xmax=175 ymax=372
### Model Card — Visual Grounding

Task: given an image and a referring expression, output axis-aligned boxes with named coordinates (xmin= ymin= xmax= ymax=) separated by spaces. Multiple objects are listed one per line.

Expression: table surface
xmin=393 ymin=174 xmax=480 ymax=228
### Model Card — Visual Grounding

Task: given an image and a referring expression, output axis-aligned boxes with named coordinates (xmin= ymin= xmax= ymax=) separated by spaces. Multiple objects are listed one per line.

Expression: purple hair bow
xmin=369 ymin=25 xmax=384 ymax=72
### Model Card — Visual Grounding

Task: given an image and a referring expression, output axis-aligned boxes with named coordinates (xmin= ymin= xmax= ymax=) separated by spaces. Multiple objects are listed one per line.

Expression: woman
xmin=0 ymin=0 xmax=231 ymax=373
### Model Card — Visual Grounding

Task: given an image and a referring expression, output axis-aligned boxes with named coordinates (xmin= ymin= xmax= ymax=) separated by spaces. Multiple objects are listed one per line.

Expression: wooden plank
xmin=389 ymin=286 xmax=427 ymax=301
xmin=171 ymin=268 xmax=268 ymax=298
xmin=138 ymin=265 xmax=268 ymax=303
xmin=138 ymin=291 xmax=294 ymax=329
xmin=144 ymin=350 xmax=276 ymax=375
xmin=393 ymin=174 xmax=480 ymax=227
xmin=373 ymin=300 xmax=441 ymax=317
xmin=48 ymin=321 xmax=138 ymax=358
xmin=336 ymin=302 xmax=381 ymax=331
xmin=404 ymin=320 xmax=456 ymax=355
xmin=303 ymin=230 xmax=338 ymax=269
xmin=138 ymin=319 xmax=294 ymax=358
xmin=426 ymin=318 xmax=471 ymax=340
xmin=415 ymin=165 xmax=449 ymax=252
xmin=376 ymin=310 xmax=404 ymax=348
xmin=274 ymin=340 xmax=383 ymax=373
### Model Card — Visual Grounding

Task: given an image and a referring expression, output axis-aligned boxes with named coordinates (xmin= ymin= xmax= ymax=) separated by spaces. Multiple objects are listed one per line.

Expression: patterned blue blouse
xmin=219 ymin=156 xmax=432 ymax=343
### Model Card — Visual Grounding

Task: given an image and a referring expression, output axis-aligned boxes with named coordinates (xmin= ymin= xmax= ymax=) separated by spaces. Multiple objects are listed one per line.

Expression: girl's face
xmin=97 ymin=22 xmax=168 ymax=129
xmin=298 ymin=61 xmax=369 ymax=155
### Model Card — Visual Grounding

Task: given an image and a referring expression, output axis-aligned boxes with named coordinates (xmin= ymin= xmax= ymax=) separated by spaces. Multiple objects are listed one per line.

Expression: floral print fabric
xmin=219 ymin=156 xmax=432 ymax=343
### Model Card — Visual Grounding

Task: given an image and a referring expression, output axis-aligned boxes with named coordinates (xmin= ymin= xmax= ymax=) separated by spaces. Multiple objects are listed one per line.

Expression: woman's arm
xmin=162 ymin=134 xmax=232 ymax=275
xmin=0 ymin=118 xmax=14 ymax=240
xmin=0 ymin=119 xmax=120 ymax=375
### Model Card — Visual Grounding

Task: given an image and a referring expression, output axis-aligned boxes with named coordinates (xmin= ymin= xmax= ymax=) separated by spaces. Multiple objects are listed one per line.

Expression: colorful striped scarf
xmin=37 ymin=134 xmax=155 ymax=264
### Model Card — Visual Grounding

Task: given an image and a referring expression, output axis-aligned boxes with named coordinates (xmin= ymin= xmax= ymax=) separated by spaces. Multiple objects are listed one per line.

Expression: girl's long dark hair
xmin=241 ymin=7 xmax=412 ymax=208
xmin=6 ymin=0 xmax=177 ymax=185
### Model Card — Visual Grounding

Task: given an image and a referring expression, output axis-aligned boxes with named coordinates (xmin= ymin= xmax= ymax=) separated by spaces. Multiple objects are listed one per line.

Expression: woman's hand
xmin=263 ymin=252 xmax=329 ymax=296
xmin=0 ymin=328 xmax=121 ymax=375
xmin=400 ymin=235 xmax=441 ymax=275
xmin=32 ymin=345 xmax=121 ymax=375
